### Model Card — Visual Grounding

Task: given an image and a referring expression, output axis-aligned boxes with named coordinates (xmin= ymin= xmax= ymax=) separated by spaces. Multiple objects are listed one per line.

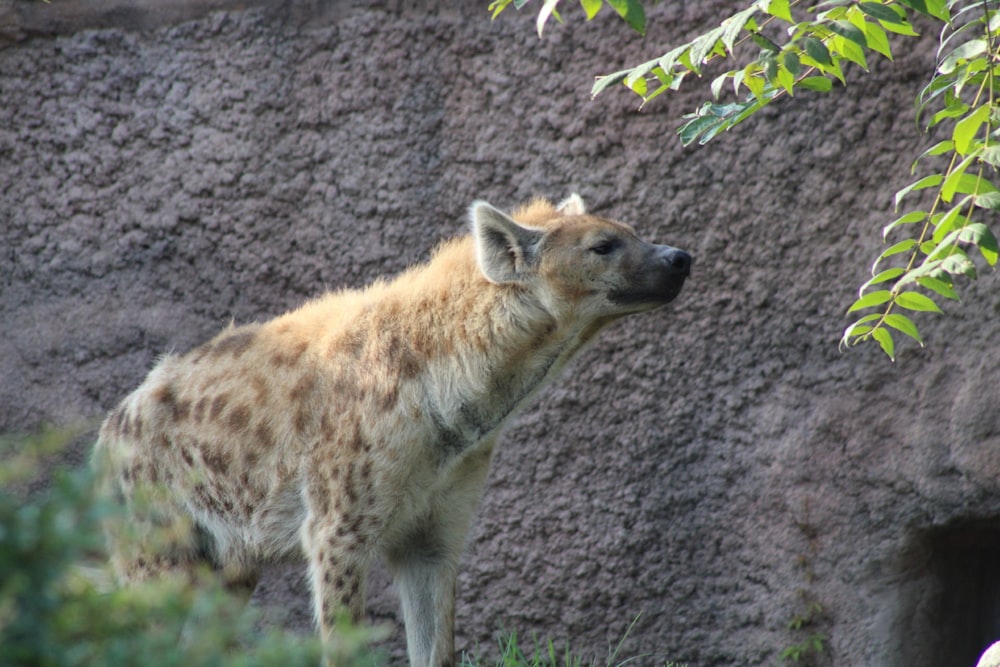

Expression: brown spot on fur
xmin=294 ymin=407 xmax=310 ymax=435
xmin=119 ymin=413 xmax=133 ymax=438
xmin=203 ymin=449 xmax=228 ymax=474
xmin=210 ymin=394 xmax=229 ymax=421
xmin=212 ymin=329 xmax=257 ymax=357
xmin=154 ymin=384 xmax=176 ymax=408
xmin=320 ymin=412 xmax=335 ymax=442
xmin=271 ymin=340 xmax=309 ymax=367
xmin=343 ymin=465 xmax=358 ymax=504
xmin=153 ymin=384 xmax=192 ymax=421
xmin=157 ymin=434 xmax=170 ymax=449
xmin=290 ymin=375 xmax=316 ymax=402
xmin=107 ymin=406 xmax=125 ymax=435
xmin=227 ymin=404 xmax=250 ymax=431
xmin=328 ymin=329 xmax=365 ymax=360
xmin=254 ymin=423 xmax=273 ymax=450
xmin=180 ymin=447 xmax=195 ymax=467
xmin=192 ymin=397 xmax=208 ymax=423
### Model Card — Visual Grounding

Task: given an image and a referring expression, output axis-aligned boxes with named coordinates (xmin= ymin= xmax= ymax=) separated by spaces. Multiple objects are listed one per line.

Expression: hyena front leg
xmin=301 ymin=458 xmax=386 ymax=647
xmin=386 ymin=442 xmax=496 ymax=667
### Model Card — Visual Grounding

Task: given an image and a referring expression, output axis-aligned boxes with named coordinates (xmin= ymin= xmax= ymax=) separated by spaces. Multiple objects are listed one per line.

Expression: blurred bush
xmin=0 ymin=426 xmax=379 ymax=667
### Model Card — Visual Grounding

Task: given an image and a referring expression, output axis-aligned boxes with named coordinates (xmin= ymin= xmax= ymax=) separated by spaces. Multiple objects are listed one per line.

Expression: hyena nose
xmin=662 ymin=248 xmax=692 ymax=277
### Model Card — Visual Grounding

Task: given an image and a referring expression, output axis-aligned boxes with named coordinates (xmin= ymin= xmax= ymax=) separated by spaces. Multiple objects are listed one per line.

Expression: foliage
xmin=0 ymin=429 xmax=339 ymax=667
xmin=777 ymin=499 xmax=828 ymax=665
xmin=489 ymin=0 xmax=1000 ymax=359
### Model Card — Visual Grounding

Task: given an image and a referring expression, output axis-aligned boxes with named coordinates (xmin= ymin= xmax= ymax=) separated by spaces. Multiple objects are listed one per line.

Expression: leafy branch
xmin=489 ymin=0 xmax=1000 ymax=359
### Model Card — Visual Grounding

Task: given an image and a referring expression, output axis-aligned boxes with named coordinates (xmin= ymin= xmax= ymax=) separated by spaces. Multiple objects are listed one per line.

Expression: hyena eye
xmin=589 ymin=239 xmax=619 ymax=256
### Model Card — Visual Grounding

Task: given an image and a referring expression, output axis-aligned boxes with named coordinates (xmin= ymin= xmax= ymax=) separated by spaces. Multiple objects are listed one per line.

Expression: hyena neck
xmin=408 ymin=244 xmax=606 ymax=447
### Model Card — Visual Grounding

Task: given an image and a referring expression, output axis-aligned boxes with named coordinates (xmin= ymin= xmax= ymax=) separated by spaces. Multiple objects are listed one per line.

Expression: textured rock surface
xmin=3 ymin=1 xmax=1000 ymax=665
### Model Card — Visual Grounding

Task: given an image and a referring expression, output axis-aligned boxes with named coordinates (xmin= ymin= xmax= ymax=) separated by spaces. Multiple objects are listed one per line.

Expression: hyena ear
xmin=556 ymin=193 xmax=587 ymax=216
xmin=470 ymin=201 xmax=544 ymax=284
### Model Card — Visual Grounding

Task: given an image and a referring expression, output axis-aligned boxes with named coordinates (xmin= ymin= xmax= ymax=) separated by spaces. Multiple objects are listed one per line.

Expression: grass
xmin=461 ymin=614 xmax=687 ymax=667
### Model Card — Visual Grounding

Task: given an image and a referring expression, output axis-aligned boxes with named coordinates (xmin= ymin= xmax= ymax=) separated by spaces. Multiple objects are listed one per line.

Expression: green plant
xmin=460 ymin=613 xmax=686 ymax=667
xmin=489 ymin=0 xmax=1000 ymax=359
xmin=0 ymin=429 xmax=354 ymax=667
xmin=778 ymin=592 xmax=827 ymax=664
xmin=775 ymin=500 xmax=828 ymax=665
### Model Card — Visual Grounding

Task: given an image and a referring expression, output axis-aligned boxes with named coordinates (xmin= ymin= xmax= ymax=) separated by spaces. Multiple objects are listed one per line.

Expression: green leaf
xmin=860 ymin=267 xmax=905 ymax=293
xmin=894 ymin=174 xmax=943 ymax=209
xmin=941 ymin=252 xmax=977 ymax=278
xmin=884 ymin=313 xmax=923 ymax=345
xmin=872 ymin=327 xmax=895 ymax=360
xmin=953 ymin=104 xmax=991 ymax=156
xmin=537 ymin=0 xmax=562 ymax=36
xmin=776 ymin=65 xmax=795 ymax=94
xmin=974 ymin=191 xmax=1000 ymax=209
xmin=750 ymin=31 xmax=781 ymax=53
xmin=958 ymin=222 xmax=999 ymax=265
xmin=930 ymin=199 xmax=969 ymax=244
xmin=980 ymin=146 xmax=1000 ymax=168
xmin=917 ymin=276 xmax=960 ymax=300
xmin=799 ymin=76 xmax=833 ymax=92
xmin=880 ymin=17 xmax=920 ymax=36
xmin=624 ymin=59 xmax=661 ymax=89
xmin=911 ymin=140 xmax=954 ymax=172
xmin=606 ymin=0 xmax=646 ymax=34
xmin=895 ymin=291 xmax=942 ymax=313
xmin=843 ymin=312 xmax=882 ymax=341
xmin=938 ymin=38 xmax=988 ymax=75
xmin=876 ymin=238 xmax=918 ymax=268
xmin=591 ymin=69 xmax=630 ymax=97
xmin=930 ymin=100 xmax=971 ymax=129
xmin=858 ymin=2 xmax=906 ymax=23
xmin=802 ymin=36 xmax=833 ymax=66
xmin=898 ymin=0 xmax=948 ymax=22
xmin=677 ymin=114 xmax=721 ymax=147
xmin=763 ymin=0 xmax=793 ymax=23
xmin=942 ymin=160 xmax=992 ymax=203
xmin=863 ymin=21 xmax=893 ymax=60
xmin=657 ymin=44 xmax=689 ymax=74
xmin=711 ymin=72 xmax=730 ymax=100
xmin=783 ymin=50 xmax=802 ymax=77
xmin=580 ymin=0 xmax=602 ymax=19
xmin=883 ymin=210 xmax=927 ymax=238
xmin=689 ymin=26 xmax=725 ymax=69
xmin=722 ymin=6 xmax=759 ymax=54
xmin=829 ymin=20 xmax=868 ymax=48
xmin=848 ymin=289 xmax=893 ymax=312
xmin=488 ymin=0 xmax=515 ymax=19
xmin=762 ymin=54 xmax=779 ymax=84
xmin=831 ymin=35 xmax=868 ymax=71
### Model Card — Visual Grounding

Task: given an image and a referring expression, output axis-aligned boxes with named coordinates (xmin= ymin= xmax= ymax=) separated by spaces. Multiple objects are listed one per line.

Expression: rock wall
xmin=3 ymin=1 xmax=1000 ymax=665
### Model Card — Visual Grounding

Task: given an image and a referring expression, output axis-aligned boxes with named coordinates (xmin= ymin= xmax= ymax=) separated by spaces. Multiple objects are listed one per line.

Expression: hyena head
xmin=471 ymin=194 xmax=691 ymax=322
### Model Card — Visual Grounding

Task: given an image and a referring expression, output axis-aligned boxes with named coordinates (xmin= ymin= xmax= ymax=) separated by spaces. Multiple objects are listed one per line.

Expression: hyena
xmin=93 ymin=194 xmax=691 ymax=666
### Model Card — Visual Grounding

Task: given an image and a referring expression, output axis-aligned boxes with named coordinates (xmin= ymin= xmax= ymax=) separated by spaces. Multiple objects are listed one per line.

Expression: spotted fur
xmin=93 ymin=194 xmax=691 ymax=666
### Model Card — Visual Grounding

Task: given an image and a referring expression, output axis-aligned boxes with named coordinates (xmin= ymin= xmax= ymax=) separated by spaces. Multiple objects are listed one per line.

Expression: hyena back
xmin=93 ymin=194 xmax=691 ymax=667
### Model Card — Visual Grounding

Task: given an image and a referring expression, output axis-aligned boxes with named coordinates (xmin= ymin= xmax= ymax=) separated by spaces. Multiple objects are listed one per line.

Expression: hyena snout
xmin=611 ymin=243 xmax=692 ymax=308
xmin=658 ymin=245 xmax=692 ymax=278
